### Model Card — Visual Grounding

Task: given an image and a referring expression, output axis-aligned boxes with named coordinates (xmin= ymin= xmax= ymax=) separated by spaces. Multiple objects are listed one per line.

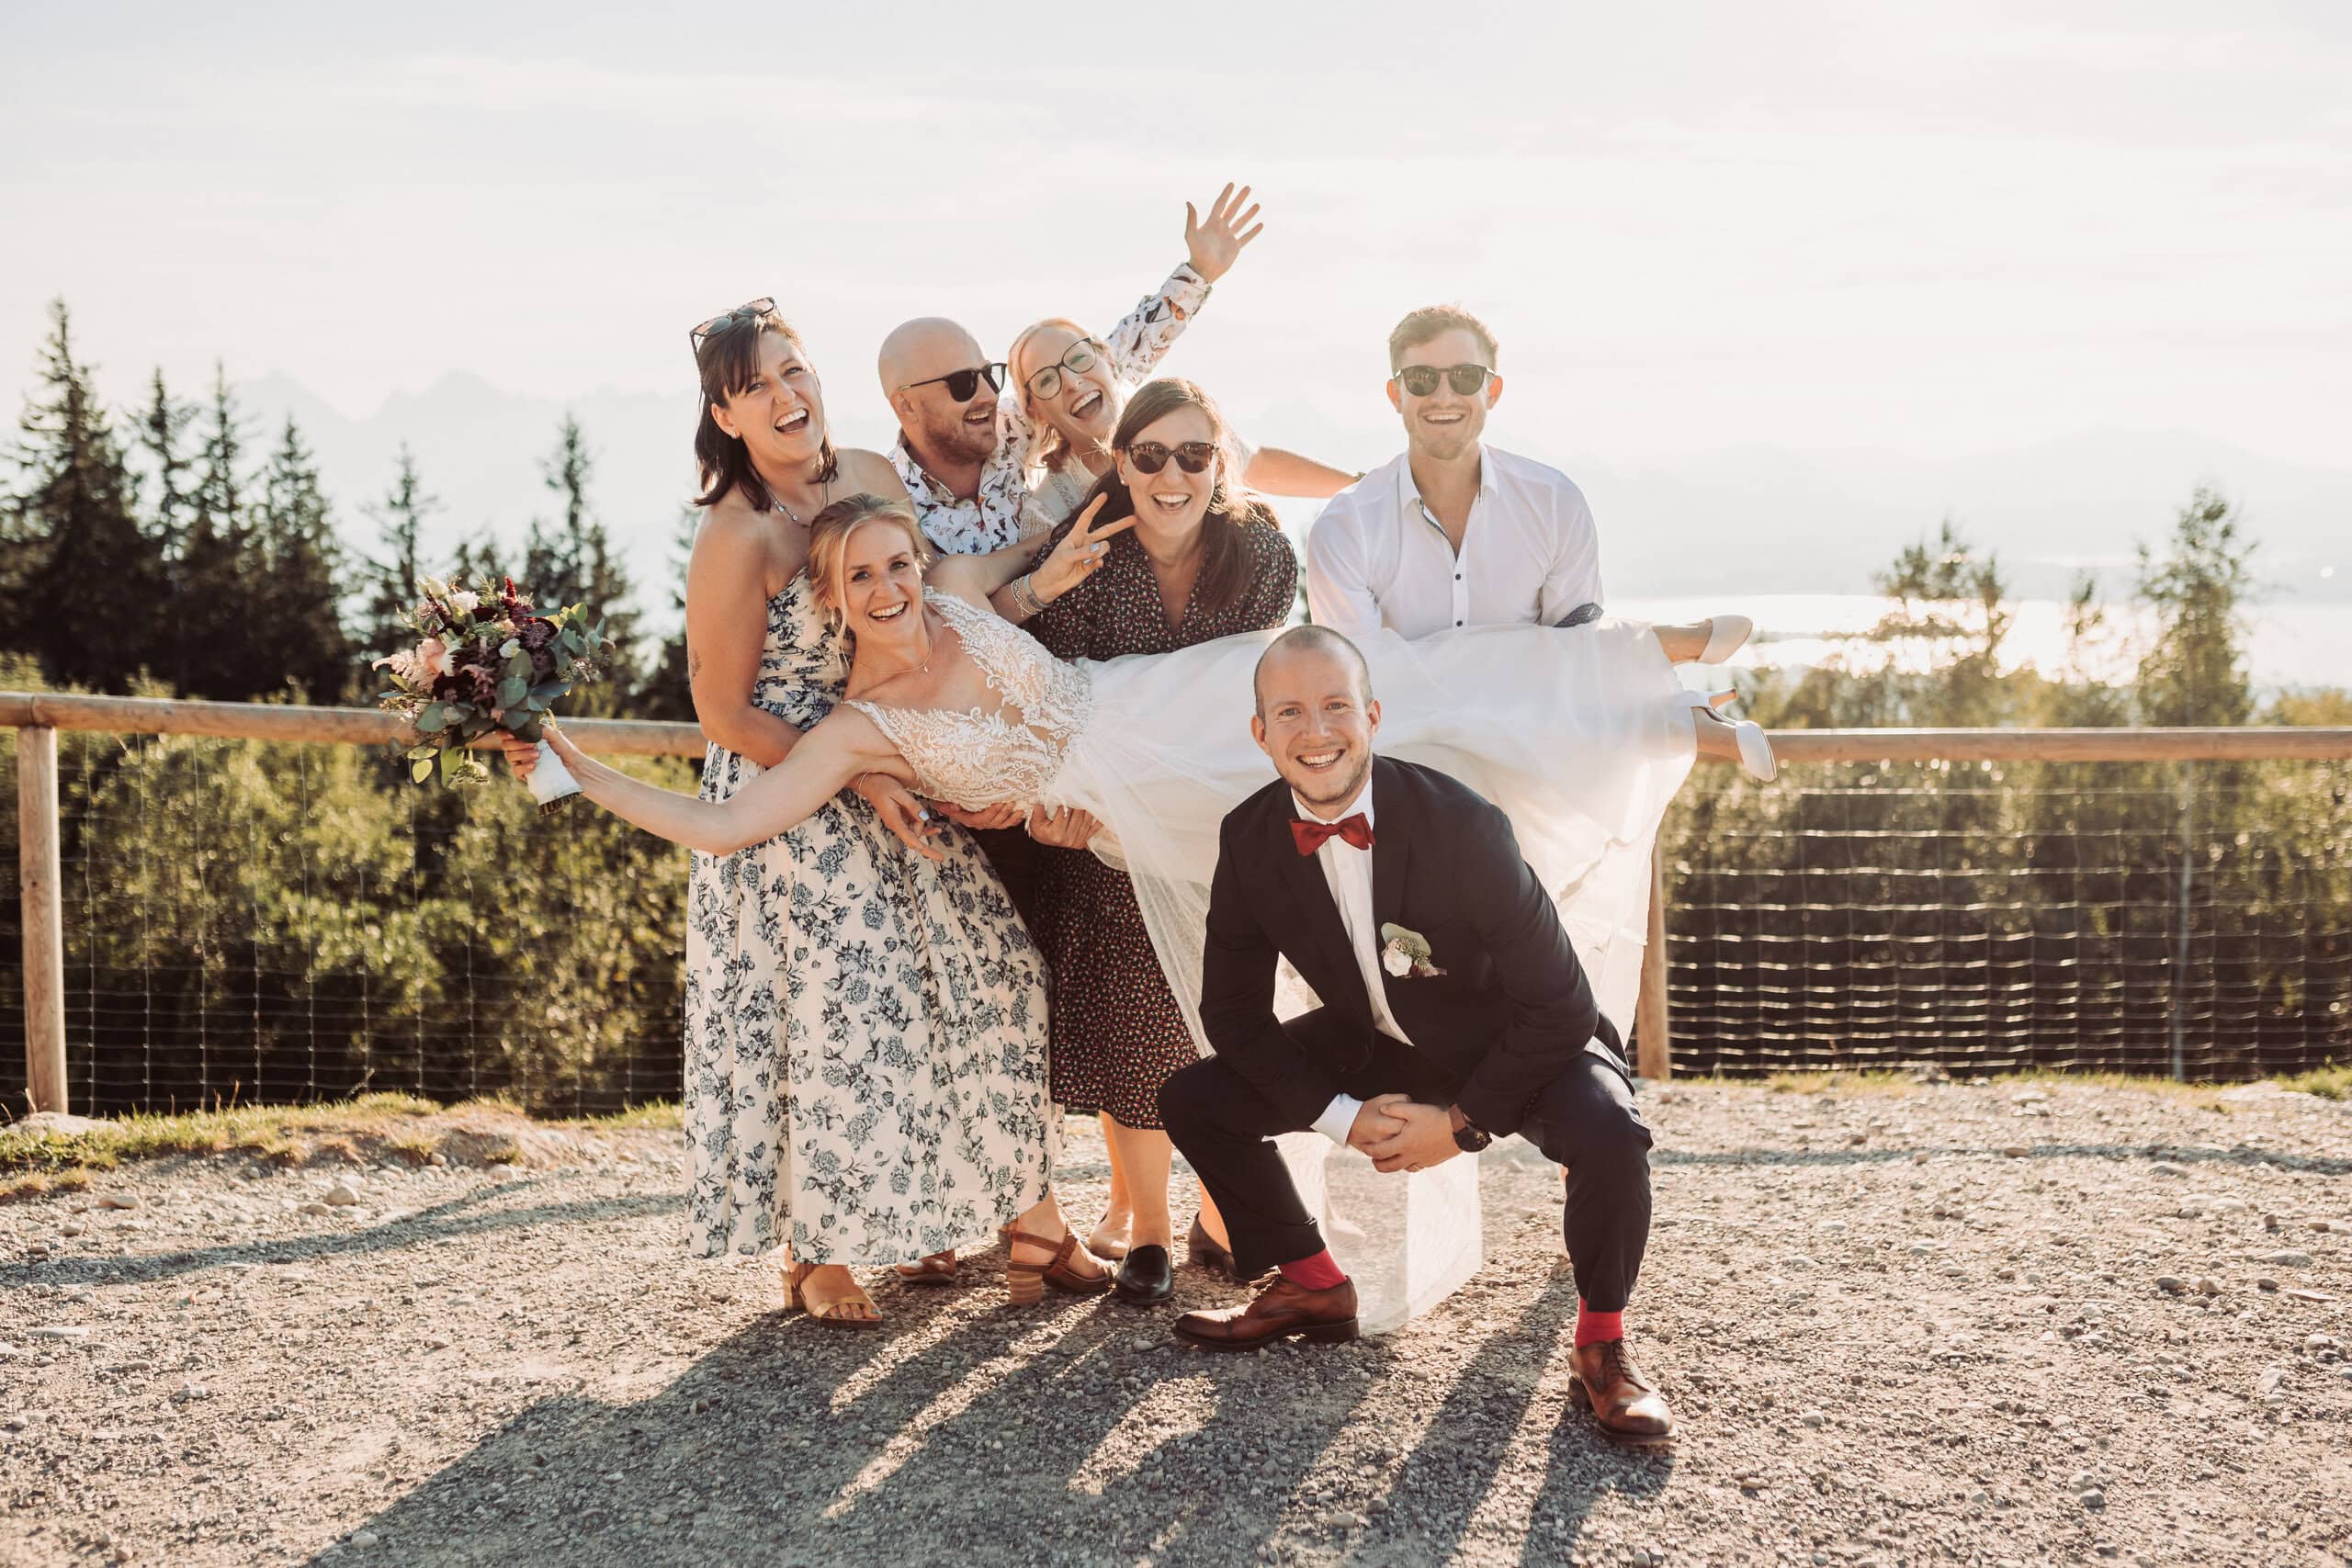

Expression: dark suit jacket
xmin=1197 ymin=754 xmax=1624 ymax=1139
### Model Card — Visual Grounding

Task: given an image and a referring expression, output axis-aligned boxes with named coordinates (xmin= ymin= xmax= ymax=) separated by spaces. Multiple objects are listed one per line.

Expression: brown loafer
xmin=1171 ymin=1276 xmax=1358 ymax=1351
xmin=1568 ymin=1338 xmax=1675 ymax=1445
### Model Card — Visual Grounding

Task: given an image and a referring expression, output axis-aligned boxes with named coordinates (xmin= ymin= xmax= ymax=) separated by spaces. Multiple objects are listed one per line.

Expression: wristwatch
xmin=1448 ymin=1104 xmax=1492 ymax=1154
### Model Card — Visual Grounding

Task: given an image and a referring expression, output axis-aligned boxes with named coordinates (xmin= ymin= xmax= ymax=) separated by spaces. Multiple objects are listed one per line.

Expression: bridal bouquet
xmin=373 ymin=577 xmax=611 ymax=812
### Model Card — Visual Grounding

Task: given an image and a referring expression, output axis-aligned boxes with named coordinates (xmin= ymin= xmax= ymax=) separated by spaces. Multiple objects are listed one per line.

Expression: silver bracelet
xmin=1011 ymin=573 xmax=1047 ymax=618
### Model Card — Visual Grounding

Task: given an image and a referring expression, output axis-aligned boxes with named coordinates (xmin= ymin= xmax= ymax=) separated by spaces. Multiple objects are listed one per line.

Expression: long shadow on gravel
xmin=0 ymin=1184 xmax=681 ymax=1292
xmin=303 ymin=1259 xmax=1661 ymax=1567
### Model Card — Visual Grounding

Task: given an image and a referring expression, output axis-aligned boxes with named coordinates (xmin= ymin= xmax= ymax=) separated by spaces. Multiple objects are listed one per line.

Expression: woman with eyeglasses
xmin=1007 ymin=321 xmax=1359 ymax=536
xmin=677 ymin=300 xmax=1117 ymax=1327
xmin=1006 ymin=379 xmax=1298 ymax=1303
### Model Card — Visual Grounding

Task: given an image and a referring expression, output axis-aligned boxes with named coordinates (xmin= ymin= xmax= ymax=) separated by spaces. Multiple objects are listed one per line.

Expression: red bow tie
xmin=1291 ymin=813 xmax=1374 ymax=856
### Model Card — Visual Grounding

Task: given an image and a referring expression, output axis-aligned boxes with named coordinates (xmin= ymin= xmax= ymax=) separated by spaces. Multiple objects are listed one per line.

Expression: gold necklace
xmin=870 ymin=610 xmax=935 ymax=680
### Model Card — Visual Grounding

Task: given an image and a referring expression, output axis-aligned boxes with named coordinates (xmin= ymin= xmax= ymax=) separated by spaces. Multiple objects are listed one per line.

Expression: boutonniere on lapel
xmin=1379 ymin=923 xmax=1447 ymax=979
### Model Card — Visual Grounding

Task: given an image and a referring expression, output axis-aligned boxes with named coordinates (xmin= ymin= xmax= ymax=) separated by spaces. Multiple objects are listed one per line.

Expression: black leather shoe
xmin=1188 ymin=1216 xmax=1265 ymax=1283
xmin=1114 ymin=1244 xmax=1174 ymax=1305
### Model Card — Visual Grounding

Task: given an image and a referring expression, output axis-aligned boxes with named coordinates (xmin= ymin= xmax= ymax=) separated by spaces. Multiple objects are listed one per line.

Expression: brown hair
xmin=1075 ymin=378 xmax=1280 ymax=625
xmin=693 ymin=308 xmax=838 ymax=512
xmin=1008 ymin=316 xmax=1102 ymax=477
xmin=805 ymin=493 xmax=930 ymax=644
xmin=1386 ymin=304 xmax=1500 ymax=373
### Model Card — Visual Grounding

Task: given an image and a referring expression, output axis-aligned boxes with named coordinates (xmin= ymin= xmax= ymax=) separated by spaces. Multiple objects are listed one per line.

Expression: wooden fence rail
xmin=9 ymin=690 xmax=2352 ymax=1112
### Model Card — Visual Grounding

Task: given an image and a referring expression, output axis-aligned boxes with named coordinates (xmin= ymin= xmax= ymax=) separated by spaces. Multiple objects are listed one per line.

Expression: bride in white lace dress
xmin=512 ymin=492 xmax=1772 ymax=1325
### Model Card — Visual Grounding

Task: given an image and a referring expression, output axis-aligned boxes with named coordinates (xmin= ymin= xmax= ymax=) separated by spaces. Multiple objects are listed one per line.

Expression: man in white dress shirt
xmin=1306 ymin=305 xmax=1603 ymax=638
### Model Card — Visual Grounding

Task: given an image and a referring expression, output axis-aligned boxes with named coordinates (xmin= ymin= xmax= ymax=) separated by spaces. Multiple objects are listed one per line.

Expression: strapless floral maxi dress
xmin=683 ymin=574 xmax=1055 ymax=1266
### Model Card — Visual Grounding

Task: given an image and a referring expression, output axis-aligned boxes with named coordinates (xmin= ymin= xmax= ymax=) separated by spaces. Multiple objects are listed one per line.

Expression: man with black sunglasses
xmin=1305 ymin=304 xmax=1605 ymax=640
xmin=880 ymin=182 xmax=1264 ymax=558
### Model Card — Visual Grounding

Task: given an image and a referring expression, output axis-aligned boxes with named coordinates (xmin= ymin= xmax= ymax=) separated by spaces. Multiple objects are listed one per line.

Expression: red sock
xmin=1279 ymin=1248 xmax=1348 ymax=1291
xmin=1575 ymin=1298 xmax=1623 ymax=1348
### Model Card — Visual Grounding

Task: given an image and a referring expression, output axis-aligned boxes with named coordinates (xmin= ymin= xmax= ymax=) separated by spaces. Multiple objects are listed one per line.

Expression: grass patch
xmin=2271 ymin=1066 xmax=2351 ymax=1100
xmin=0 ymin=1094 xmax=681 ymax=1177
xmin=573 ymin=1100 xmax=684 ymax=1131
xmin=1 ymin=1168 xmax=92 ymax=1204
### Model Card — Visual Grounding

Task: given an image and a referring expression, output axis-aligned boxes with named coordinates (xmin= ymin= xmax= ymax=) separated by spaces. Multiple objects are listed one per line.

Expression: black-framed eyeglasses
xmin=1025 ymin=340 xmax=1105 ymax=400
xmin=1393 ymin=363 xmax=1495 ymax=398
xmin=1122 ymin=440 xmax=1217 ymax=476
xmin=689 ymin=297 xmax=776 ymax=357
xmin=901 ymin=363 xmax=1007 ymax=402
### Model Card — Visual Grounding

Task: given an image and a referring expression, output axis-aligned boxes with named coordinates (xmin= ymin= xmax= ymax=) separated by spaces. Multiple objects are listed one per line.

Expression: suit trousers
xmin=1159 ymin=1010 xmax=1654 ymax=1311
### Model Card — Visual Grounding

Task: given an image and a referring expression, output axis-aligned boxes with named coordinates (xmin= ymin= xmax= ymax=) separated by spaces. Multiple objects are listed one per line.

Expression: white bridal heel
xmin=1697 ymin=615 xmax=1753 ymax=665
xmin=1679 ymin=689 xmax=1779 ymax=783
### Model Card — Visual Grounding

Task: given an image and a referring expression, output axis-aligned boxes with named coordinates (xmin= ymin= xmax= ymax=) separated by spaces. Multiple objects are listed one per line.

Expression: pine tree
xmin=257 ymin=414 xmax=353 ymax=702
xmin=174 ymin=364 xmax=271 ymax=698
xmin=639 ymin=507 xmax=701 ymax=720
xmin=4 ymin=299 xmax=163 ymax=688
xmin=521 ymin=414 xmax=639 ymax=715
xmin=2135 ymin=487 xmax=2256 ymax=728
xmin=131 ymin=369 xmax=199 ymax=685
xmin=357 ymin=445 xmax=437 ymax=671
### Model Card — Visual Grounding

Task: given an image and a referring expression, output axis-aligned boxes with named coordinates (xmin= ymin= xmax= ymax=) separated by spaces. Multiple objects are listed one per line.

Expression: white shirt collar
xmin=1290 ymin=772 xmax=1375 ymax=829
xmin=1398 ymin=445 xmax=1497 ymax=514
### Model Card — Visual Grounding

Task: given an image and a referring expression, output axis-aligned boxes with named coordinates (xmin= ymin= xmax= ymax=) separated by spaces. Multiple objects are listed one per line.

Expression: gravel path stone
xmin=3 ymin=1078 xmax=2347 ymax=1566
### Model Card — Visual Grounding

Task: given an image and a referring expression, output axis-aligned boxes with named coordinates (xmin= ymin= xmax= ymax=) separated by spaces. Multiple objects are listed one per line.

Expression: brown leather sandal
xmin=1000 ymin=1226 xmax=1113 ymax=1306
xmin=785 ymin=1260 xmax=883 ymax=1328
xmin=894 ymin=1251 xmax=957 ymax=1287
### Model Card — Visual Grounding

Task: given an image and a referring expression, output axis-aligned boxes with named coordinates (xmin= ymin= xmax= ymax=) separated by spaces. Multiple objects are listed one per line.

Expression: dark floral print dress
xmin=1022 ymin=512 xmax=1298 ymax=1127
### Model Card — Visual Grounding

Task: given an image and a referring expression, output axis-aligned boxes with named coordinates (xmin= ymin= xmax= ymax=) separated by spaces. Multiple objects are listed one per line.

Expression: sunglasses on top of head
xmin=1393 ymin=363 xmax=1496 ymax=398
xmin=688 ymin=297 xmax=776 ymax=357
xmin=1121 ymin=440 xmax=1217 ymax=476
xmin=901 ymin=363 xmax=1007 ymax=402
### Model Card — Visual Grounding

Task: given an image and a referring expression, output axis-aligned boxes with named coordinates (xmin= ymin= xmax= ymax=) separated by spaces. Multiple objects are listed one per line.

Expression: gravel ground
xmin=4 ymin=1077 xmax=2349 ymax=1568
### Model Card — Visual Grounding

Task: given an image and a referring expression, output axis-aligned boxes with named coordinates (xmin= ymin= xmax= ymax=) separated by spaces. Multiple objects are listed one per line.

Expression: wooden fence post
xmin=1635 ymin=827 xmax=1671 ymax=1080
xmin=18 ymin=725 xmax=67 ymax=1114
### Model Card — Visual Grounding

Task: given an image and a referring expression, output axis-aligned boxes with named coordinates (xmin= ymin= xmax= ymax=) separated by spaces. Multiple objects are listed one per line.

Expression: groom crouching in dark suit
xmin=1159 ymin=624 xmax=1673 ymax=1443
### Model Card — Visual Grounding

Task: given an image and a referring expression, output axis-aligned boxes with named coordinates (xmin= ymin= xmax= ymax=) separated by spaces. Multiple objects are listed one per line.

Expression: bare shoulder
xmin=688 ymin=498 xmax=795 ymax=599
xmin=811 ymin=698 xmax=901 ymax=762
xmin=835 ymin=447 xmax=911 ymax=503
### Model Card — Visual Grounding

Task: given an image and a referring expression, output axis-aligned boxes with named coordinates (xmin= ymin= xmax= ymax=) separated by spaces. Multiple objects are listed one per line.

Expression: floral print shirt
xmin=894 ymin=262 xmax=1216 ymax=556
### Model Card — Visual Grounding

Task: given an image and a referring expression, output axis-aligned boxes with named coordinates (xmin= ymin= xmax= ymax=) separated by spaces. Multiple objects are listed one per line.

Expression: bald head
xmin=877 ymin=317 xmax=986 ymax=396
xmin=1252 ymin=625 xmax=1374 ymax=718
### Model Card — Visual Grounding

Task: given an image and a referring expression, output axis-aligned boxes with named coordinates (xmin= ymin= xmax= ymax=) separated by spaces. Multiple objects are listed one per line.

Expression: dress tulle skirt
xmin=1042 ymin=618 xmax=1696 ymax=1329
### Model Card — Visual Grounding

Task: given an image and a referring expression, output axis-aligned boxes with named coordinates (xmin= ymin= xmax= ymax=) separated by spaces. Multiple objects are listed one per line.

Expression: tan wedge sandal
xmin=894 ymin=1251 xmax=957 ymax=1287
xmin=1001 ymin=1226 xmax=1113 ymax=1307
xmin=785 ymin=1260 xmax=884 ymax=1328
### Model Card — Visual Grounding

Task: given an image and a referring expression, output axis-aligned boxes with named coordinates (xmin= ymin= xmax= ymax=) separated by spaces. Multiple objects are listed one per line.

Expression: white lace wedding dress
xmin=854 ymin=591 xmax=1696 ymax=1328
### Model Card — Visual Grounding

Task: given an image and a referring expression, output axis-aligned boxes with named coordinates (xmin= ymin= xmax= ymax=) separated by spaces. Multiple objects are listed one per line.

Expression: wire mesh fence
xmin=1660 ymin=758 xmax=2352 ymax=1077
xmin=1 ymin=727 xmax=694 ymax=1118
xmin=3 ymin=729 xmax=2349 ymax=1117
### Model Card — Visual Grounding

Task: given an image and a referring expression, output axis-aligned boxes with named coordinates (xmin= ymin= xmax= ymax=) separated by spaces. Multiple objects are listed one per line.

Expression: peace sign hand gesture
xmin=1183 ymin=182 xmax=1264 ymax=284
xmin=1030 ymin=495 xmax=1136 ymax=606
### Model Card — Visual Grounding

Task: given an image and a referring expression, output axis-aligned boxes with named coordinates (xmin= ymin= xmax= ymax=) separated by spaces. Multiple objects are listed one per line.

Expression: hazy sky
xmin=6 ymin=1 xmax=2347 ymax=470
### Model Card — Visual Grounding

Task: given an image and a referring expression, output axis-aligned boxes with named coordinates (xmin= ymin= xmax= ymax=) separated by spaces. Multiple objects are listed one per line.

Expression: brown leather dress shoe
xmin=1568 ymin=1338 xmax=1675 ymax=1445
xmin=1171 ymin=1276 xmax=1359 ymax=1351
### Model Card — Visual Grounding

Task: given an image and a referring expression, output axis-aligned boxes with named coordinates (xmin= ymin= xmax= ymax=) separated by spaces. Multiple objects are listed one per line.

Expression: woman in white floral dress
xmin=678 ymin=299 xmax=1116 ymax=1325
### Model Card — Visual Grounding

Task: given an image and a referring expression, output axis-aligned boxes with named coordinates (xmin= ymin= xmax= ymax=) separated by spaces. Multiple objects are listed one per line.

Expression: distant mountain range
xmin=238 ymin=370 xmax=2351 ymax=623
